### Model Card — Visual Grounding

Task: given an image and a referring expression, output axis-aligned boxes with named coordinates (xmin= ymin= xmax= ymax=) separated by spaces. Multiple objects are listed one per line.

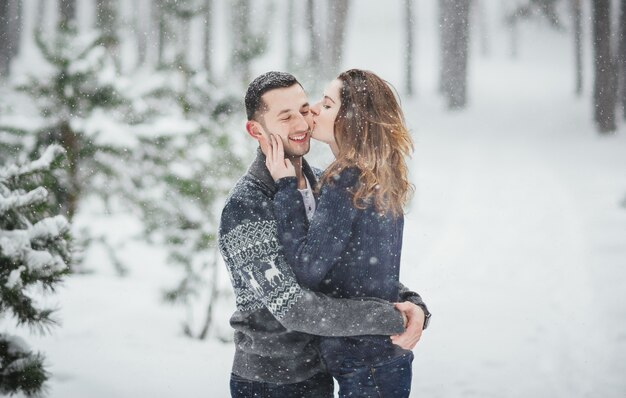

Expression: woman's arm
xmin=273 ymin=172 xmax=357 ymax=289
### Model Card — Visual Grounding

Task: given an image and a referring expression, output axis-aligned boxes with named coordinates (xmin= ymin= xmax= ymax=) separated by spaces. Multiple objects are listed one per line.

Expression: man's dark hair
xmin=245 ymin=71 xmax=300 ymax=121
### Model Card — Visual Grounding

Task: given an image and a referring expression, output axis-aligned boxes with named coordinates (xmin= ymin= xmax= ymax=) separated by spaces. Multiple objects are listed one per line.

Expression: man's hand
xmin=266 ymin=134 xmax=296 ymax=181
xmin=390 ymin=302 xmax=425 ymax=350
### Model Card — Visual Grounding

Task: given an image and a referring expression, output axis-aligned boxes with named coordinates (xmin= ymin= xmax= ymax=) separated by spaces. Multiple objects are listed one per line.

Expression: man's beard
xmin=266 ymin=131 xmax=311 ymax=158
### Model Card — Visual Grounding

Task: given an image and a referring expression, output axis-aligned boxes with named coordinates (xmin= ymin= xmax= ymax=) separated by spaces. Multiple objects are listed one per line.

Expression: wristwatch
xmin=418 ymin=304 xmax=431 ymax=330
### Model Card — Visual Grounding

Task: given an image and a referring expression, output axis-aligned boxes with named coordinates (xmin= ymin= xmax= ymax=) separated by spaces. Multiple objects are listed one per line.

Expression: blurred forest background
xmin=1 ymin=0 xmax=626 ymax=396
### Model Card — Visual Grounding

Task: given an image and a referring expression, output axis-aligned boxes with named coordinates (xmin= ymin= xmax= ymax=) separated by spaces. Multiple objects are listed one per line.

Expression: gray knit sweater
xmin=218 ymin=149 xmax=427 ymax=384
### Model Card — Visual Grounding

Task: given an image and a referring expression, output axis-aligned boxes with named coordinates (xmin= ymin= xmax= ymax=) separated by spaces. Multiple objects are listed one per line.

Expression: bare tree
xmin=0 ymin=1 xmax=9 ymax=78
xmin=59 ymin=0 xmax=76 ymax=30
xmin=0 ymin=0 xmax=12 ymax=79
xmin=440 ymin=0 xmax=471 ymax=109
xmin=592 ymin=0 xmax=617 ymax=133
xmin=475 ymin=0 xmax=490 ymax=56
xmin=203 ymin=0 xmax=213 ymax=75
xmin=230 ymin=0 xmax=252 ymax=83
xmin=34 ymin=0 xmax=47 ymax=35
xmin=307 ymin=0 xmax=320 ymax=73
xmin=404 ymin=0 xmax=415 ymax=96
xmin=619 ymin=0 xmax=626 ymax=118
xmin=230 ymin=0 xmax=269 ymax=85
xmin=285 ymin=0 xmax=295 ymax=72
xmin=506 ymin=0 xmax=564 ymax=58
xmin=438 ymin=2 xmax=446 ymax=92
xmin=0 ymin=0 xmax=22 ymax=79
xmin=96 ymin=0 xmax=119 ymax=67
xmin=152 ymin=0 xmax=167 ymax=67
xmin=135 ymin=1 xmax=148 ymax=67
xmin=571 ymin=0 xmax=583 ymax=96
xmin=323 ymin=0 xmax=350 ymax=80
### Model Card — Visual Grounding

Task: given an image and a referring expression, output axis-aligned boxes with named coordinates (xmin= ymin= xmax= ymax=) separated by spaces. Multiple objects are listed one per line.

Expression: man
xmin=218 ymin=71 xmax=431 ymax=397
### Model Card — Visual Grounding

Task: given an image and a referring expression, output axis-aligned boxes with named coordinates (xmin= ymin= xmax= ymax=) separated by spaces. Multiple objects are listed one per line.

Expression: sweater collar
xmin=248 ymin=147 xmax=318 ymax=195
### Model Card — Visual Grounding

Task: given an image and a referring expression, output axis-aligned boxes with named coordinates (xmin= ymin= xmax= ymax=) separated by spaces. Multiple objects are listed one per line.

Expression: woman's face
xmin=311 ymin=79 xmax=342 ymax=145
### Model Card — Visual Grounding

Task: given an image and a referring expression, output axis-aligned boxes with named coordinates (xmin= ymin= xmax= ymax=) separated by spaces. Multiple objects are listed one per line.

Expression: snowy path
xmin=403 ymin=94 xmax=626 ymax=397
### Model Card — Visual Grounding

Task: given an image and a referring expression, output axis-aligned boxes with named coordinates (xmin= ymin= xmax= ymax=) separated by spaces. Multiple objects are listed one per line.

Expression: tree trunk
xmin=404 ymin=0 xmax=414 ymax=96
xmin=592 ymin=0 xmax=616 ymax=133
xmin=286 ymin=0 xmax=294 ymax=72
xmin=230 ymin=0 xmax=252 ymax=84
xmin=59 ymin=120 xmax=80 ymax=220
xmin=35 ymin=0 xmax=46 ymax=35
xmin=475 ymin=0 xmax=490 ymax=56
xmin=307 ymin=0 xmax=320 ymax=73
xmin=506 ymin=3 xmax=519 ymax=58
xmin=177 ymin=14 xmax=190 ymax=68
xmin=153 ymin=0 xmax=167 ymax=68
xmin=0 ymin=0 xmax=21 ymax=79
xmin=197 ymin=246 xmax=220 ymax=340
xmin=58 ymin=0 xmax=76 ymax=30
xmin=8 ymin=0 xmax=20 ymax=59
xmin=96 ymin=0 xmax=119 ymax=68
xmin=96 ymin=0 xmax=116 ymax=34
xmin=203 ymin=0 xmax=213 ymax=76
xmin=619 ymin=0 xmax=626 ymax=118
xmin=441 ymin=0 xmax=471 ymax=109
xmin=324 ymin=0 xmax=350 ymax=80
xmin=0 ymin=0 xmax=11 ymax=78
xmin=135 ymin=1 xmax=148 ymax=67
xmin=571 ymin=0 xmax=583 ymax=96
xmin=438 ymin=2 xmax=446 ymax=93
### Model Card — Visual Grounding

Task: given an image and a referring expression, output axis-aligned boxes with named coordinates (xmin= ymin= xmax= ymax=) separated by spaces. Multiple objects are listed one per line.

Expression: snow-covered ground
xmin=5 ymin=1 xmax=626 ymax=397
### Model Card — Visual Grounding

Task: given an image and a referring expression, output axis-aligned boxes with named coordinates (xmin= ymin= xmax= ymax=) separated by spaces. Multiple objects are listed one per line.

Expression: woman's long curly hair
xmin=319 ymin=69 xmax=414 ymax=217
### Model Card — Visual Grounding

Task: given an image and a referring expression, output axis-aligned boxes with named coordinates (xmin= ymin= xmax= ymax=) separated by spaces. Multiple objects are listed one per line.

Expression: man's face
xmin=252 ymin=84 xmax=312 ymax=158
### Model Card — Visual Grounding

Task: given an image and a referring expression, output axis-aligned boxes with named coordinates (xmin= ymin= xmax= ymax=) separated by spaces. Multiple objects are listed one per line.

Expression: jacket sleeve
xmin=398 ymin=282 xmax=430 ymax=315
xmin=218 ymin=194 xmax=404 ymax=337
xmin=272 ymin=175 xmax=357 ymax=289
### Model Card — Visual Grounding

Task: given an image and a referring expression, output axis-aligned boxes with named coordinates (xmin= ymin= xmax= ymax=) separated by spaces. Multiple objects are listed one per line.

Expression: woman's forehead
xmin=324 ymin=79 xmax=343 ymax=100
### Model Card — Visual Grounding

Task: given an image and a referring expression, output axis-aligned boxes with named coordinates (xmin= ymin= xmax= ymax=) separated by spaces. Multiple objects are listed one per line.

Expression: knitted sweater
xmin=273 ymin=167 xmax=408 ymax=368
xmin=218 ymin=149 xmax=425 ymax=384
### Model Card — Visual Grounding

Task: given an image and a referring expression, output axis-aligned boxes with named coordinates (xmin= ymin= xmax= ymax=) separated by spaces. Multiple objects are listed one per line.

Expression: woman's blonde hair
xmin=319 ymin=69 xmax=414 ymax=217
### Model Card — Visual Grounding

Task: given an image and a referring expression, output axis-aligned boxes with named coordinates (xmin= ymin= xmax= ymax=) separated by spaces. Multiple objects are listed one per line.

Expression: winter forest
xmin=1 ymin=0 xmax=625 ymax=397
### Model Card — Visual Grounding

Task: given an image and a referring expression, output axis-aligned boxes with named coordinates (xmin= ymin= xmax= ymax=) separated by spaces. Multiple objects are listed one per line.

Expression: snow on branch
xmin=0 ymin=145 xmax=65 ymax=180
xmin=0 ymin=187 xmax=48 ymax=215
xmin=29 ymin=216 xmax=70 ymax=242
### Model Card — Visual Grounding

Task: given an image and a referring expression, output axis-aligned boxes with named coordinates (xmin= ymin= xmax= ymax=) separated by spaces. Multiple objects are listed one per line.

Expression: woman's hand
xmin=265 ymin=134 xmax=296 ymax=181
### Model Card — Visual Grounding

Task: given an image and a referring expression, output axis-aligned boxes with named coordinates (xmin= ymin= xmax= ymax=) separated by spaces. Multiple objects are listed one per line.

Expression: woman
xmin=266 ymin=69 xmax=415 ymax=398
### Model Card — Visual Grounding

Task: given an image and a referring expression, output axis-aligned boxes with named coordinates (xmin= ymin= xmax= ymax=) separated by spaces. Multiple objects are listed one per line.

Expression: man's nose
xmin=311 ymin=103 xmax=321 ymax=116
xmin=296 ymin=113 xmax=309 ymax=131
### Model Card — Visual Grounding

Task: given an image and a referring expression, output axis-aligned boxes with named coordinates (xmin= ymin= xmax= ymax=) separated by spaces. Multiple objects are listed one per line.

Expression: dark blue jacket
xmin=273 ymin=167 xmax=408 ymax=368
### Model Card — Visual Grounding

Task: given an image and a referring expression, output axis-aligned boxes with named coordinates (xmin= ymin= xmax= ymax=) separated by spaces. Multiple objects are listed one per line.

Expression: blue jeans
xmin=230 ymin=371 xmax=334 ymax=398
xmin=334 ymin=351 xmax=414 ymax=398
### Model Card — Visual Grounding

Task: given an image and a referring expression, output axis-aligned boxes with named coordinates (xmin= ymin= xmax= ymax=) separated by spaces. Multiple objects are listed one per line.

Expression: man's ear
xmin=246 ymin=121 xmax=263 ymax=141
xmin=246 ymin=120 xmax=270 ymax=154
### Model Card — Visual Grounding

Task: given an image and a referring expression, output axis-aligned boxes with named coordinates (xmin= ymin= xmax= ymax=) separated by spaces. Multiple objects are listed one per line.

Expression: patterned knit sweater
xmin=218 ymin=149 xmax=426 ymax=384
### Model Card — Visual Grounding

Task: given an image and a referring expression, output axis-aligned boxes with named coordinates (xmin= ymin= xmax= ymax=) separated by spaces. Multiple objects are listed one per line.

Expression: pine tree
xmin=0 ymin=145 xmax=71 ymax=397
xmin=11 ymin=26 xmax=127 ymax=220
xmin=0 ymin=25 xmax=137 ymax=273
xmin=2 ymin=4 xmax=247 ymax=339
xmin=127 ymin=66 xmax=246 ymax=339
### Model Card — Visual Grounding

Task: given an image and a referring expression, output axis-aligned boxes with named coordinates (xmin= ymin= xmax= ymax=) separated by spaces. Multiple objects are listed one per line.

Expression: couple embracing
xmin=218 ymin=69 xmax=431 ymax=398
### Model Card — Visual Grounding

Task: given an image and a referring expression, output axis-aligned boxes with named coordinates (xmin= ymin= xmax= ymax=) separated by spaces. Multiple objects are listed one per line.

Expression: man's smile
xmin=288 ymin=132 xmax=309 ymax=143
